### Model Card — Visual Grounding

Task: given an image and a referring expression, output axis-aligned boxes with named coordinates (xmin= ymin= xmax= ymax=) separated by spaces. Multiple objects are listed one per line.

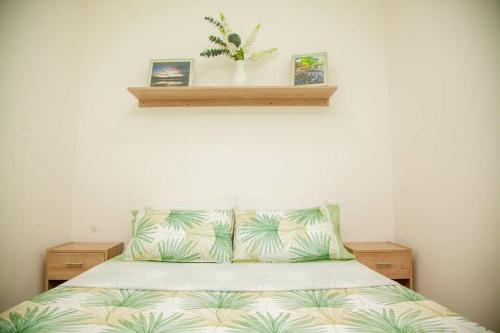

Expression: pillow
xmin=122 ymin=208 xmax=234 ymax=262
xmin=232 ymin=204 xmax=353 ymax=262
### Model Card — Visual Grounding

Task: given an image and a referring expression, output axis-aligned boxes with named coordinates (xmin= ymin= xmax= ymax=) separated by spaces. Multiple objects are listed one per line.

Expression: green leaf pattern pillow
xmin=122 ymin=208 xmax=234 ymax=263
xmin=233 ymin=205 xmax=353 ymax=262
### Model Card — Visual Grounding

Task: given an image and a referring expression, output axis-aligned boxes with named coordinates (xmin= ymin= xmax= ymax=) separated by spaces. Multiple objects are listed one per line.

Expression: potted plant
xmin=200 ymin=12 xmax=278 ymax=85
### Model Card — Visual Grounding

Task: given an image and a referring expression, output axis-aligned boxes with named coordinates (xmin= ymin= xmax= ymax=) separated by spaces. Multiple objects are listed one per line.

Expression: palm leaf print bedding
xmin=0 ymin=261 xmax=492 ymax=332
xmin=232 ymin=206 xmax=354 ymax=263
xmin=0 ymin=285 xmax=489 ymax=332
xmin=122 ymin=209 xmax=235 ymax=263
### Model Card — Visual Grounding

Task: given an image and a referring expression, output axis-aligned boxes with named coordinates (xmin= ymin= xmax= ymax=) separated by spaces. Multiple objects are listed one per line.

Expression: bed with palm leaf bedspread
xmin=0 ymin=259 xmax=491 ymax=333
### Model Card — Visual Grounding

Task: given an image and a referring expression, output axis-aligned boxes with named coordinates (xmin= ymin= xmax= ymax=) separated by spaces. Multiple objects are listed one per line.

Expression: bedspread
xmin=0 ymin=260 xmax=491 ymax=332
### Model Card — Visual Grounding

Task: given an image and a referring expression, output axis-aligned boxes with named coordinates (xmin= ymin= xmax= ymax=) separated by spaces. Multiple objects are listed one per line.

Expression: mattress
xmin=0 ymin=260 xmax=491 ymax=332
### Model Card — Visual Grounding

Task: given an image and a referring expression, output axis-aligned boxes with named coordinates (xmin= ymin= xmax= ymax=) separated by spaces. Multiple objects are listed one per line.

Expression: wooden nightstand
xmin=45 ymin=242 xmax=123 ymax=290
xmin=344 ymin=242 xmax=413 ymax=289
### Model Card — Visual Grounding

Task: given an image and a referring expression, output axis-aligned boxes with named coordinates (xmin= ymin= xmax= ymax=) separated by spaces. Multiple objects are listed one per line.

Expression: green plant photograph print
xmin=293 ymin=53 xmax=327 ymax=86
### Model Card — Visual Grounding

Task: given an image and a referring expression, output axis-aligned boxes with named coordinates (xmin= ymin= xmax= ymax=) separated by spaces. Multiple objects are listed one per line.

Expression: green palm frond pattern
xmin=239 ymin=214 xmax=283 ymax=255
xmin=122 ymin=208 xmax=234 ymax=262
xmin=103 ymin=312 xmax=202 ymax=333
xmin=162 ymin=210 xmax=206 ymax=231
xmin=233 ymin=205 xmax=354 ymax=262
xmin=285 ymin=208 xmax=326 ymax=225
xmin=210 ymin=222 xmax=233 ymax=262
xmin=272 ymin=290 xmax=352 ymax=309
xmin=346 ymin=308 xmax=453 ymax=333
xmin=180 ymin=291 xmax=256 ymax=310
xmin=229 ymin=312 xmax=320 ymax=333
xmin=158 ymin=239 xmax=201 ymax=262
xmin=290 ymin=233 xmax=331 ymax=262
xmin=215 ymin=209 xmax=235 ymax=217
xmin=361 ymin=285 xmax=426 ymax=304
xmin=31 ymin=287 xmax=81 ymax=304
xmin=128 ymin=215 xmax=156 ymax=257
xmin=84 ymin=289 xmax=166 ymax=310
xmin=0 ymin=306 xmax=90 ymax=333
xmin=457 ymin=316 xmax=486 ymax=330
xmin=0 ymin=285 xmax=488 ymax=332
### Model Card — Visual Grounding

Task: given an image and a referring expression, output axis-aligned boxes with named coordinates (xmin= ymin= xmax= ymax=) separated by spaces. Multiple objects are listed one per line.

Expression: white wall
xmin=70 ymin=0 xmax=395 ymax=243
xmin=1 ymin=1 xmax=498 ymax=329
xmin=385 ymin=0 xmax=500 ymax=330
xmin=0 ymin=0 xmax=82 ymax=311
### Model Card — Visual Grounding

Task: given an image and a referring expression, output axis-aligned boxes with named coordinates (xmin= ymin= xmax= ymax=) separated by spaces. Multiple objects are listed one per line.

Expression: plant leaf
xmin=204 ymin=16 xmax=223 ymax=29
xmin=228 ymin=33 xmax=241 ymax=47
xmin=208 ymin=35 xmax=227 ymax=47
xmin=218 ymin=11 xmax=232 ymax=35
xmin=242 ymin=23 xmax=261 ymax=53
xmin=249 ymin=48 xmax=278 ymax=61
xmin=200 ymin=48 xmax=230 ymax=58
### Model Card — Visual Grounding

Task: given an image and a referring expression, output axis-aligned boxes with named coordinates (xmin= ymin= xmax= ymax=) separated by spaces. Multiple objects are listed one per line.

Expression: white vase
xmin=233 ymin=61 xmax=247 ymax=85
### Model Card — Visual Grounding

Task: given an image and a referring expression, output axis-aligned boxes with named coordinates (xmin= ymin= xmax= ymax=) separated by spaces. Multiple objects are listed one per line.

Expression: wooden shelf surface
xmin=127 ymin=85 xmax=337 ymax=107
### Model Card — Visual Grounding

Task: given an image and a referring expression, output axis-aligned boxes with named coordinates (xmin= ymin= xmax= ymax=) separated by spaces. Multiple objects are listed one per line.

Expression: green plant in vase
xmin=200 ymin=12 xmax=278 ymax=84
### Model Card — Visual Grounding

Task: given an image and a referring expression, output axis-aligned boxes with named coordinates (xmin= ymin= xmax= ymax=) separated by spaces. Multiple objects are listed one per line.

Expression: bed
xmin=0 ymin=258 xmax=491 ymax=333
xmin=1 ymin=206 xmax=492 ymax=332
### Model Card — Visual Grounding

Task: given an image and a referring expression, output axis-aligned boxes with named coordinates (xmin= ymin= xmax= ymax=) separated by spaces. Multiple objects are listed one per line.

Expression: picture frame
xmin=291 ymin=52 xmax=328 ymax=86
xmin=149 ymin=58 xmax=194 ymax=87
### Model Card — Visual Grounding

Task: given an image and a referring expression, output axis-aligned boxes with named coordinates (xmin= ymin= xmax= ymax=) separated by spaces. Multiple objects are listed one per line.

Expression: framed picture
xmin=291 ymin=52 xmax=328 ymax=86
xmin=149 ymin=58 xmax=194 ymax=87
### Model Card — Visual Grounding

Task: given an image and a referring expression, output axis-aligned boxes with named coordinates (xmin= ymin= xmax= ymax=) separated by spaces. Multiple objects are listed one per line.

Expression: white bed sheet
xmin=63 ymin=259 xmax=396 ymax=291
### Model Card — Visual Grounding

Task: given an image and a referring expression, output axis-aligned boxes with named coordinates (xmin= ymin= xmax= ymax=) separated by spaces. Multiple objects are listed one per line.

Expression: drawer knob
xmin=376 ymin=262 xmax=393 ymax=267
xmin=65 ymin=262 xmax=83 ymax=267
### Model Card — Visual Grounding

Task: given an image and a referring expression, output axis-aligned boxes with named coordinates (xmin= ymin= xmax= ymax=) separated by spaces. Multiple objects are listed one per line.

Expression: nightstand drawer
xmin=46 ymin=252 xmax=104 ymax=279
xmin=355 ymin=252 xmax=411 ymax=279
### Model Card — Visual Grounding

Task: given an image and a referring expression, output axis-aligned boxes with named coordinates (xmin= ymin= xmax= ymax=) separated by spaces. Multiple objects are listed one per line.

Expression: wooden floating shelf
xmin=127 ymin=86 xmax=337 ymax=107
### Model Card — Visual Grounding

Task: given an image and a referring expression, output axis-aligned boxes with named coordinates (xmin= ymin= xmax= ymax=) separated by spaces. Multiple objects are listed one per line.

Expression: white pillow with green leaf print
xmin=122 ymin=208 xmax=234 ymax=263
xmin=233 ymin=205 xmax=354 ymax=262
